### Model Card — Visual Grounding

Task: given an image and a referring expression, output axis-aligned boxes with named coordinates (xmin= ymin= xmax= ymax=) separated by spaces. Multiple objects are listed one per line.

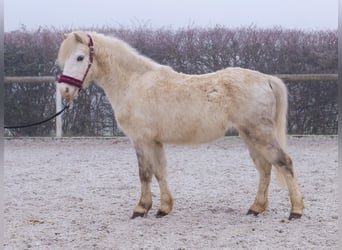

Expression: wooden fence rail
xmin=4 ymin=76 xmax=56 ymax=84
xmin=4 ymin=74 xmax=338 ymax=137
xmin=274 ymin=74 xmax=338 ymax=82
xmin=4 ymin=74 xmax=338 ymax=84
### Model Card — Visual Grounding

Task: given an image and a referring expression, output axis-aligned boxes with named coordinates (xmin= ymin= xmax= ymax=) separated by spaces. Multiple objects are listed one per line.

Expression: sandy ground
xmin=4 ymin=136 xmax=338 ymax=249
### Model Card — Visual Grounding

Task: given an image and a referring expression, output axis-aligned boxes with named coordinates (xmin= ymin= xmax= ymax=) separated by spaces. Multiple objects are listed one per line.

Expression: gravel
xmin=4 ymin=136 xmax=338 ymax=249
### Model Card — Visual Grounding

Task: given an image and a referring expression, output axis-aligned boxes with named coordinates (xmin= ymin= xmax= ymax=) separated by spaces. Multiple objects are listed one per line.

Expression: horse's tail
xmin=269 ymin=77 xmax=288 ymax=188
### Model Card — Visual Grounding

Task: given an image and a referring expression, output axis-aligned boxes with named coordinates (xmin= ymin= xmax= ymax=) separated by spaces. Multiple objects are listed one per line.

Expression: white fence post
xmin=55 ymin=84 xmax=62 ymax=137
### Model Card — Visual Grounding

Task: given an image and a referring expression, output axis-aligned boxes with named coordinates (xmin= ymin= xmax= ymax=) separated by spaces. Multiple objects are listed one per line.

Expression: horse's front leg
xmin=152 ymin=141 xmax=173 ymax=217
xmin=132 ymin=140 xmax=173 ymax=218
xmin=131 ymin=142 xmax=153 ymax=218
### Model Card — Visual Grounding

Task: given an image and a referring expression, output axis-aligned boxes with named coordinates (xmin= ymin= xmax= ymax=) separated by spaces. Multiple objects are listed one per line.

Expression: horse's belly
xmin=164 ymin=131 xmax=226 ymax=145
xmin=159 ymin=116 xmax=233 ymax=145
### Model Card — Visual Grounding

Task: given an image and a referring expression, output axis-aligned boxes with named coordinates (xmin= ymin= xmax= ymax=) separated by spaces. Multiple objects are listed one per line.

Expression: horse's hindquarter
xmin=118 ymin=67 xmax=276 ymax=144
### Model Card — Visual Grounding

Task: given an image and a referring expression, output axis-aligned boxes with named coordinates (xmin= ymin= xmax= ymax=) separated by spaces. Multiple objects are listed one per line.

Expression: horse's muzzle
xmin=58 ymin=82 xmax=80 ymax=105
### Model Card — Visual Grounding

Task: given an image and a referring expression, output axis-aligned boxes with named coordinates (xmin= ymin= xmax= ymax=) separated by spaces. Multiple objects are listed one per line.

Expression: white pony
xmin=57 ymin=31 xmax=304 ymax=220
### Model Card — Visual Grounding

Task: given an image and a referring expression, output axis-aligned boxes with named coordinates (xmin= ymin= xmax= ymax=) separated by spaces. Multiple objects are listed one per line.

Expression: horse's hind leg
xmin=239 ymin=127 xmax=304 ymax=219
xmin=132 ymin=140 xmax=173 ymax=218
xmin=240 ymin=132 xmax=272 ymax=215
xmin=273 ymin=155 xmax=304 ymax=219
xmin=264 ymin=147 xmax=303 ymax=219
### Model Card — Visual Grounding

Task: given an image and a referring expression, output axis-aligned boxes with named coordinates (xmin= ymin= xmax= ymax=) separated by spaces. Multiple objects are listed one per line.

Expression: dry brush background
xmin=4 ymin=26 xmax=337 ymax=136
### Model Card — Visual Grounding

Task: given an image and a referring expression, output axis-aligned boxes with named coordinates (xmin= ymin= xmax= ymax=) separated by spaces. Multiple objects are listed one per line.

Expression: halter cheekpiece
xmin=58 ymin=34 xmax=94 ymax=88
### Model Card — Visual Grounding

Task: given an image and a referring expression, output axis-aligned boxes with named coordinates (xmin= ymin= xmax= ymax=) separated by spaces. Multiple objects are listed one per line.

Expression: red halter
xmin=58 ymin=34 xmax=94 ymax=88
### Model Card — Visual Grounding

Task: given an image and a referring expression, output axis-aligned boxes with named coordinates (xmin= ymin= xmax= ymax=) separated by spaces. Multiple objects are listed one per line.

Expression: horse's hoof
xmin=288 ymin=213 xmax=302 ymax=220
xmin=131 ymin=212 xmax=145 ymax=219
xmin=247 ymin=209 xmax=259 ymax=216
xmin=155 ymin=210 xmax=169 ymax=218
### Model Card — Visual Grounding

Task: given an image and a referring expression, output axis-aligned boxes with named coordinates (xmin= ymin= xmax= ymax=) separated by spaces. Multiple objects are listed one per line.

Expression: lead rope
xmin=4 ymin=105 xmax=69 ymax=129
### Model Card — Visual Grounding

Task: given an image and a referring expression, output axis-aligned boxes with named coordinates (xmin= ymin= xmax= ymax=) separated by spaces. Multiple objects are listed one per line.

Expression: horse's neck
xmin=94 ymin=36 xmax=157 ymax=107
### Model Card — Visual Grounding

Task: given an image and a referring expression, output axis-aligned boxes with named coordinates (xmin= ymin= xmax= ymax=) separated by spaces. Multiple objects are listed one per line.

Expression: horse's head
xmin=57 ymin=31 xmax=95 ymax=104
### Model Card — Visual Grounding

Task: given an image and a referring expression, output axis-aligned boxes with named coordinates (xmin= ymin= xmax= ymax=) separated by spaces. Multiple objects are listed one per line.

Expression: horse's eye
xmin=77 ymin=55 xmax=84 ymax=62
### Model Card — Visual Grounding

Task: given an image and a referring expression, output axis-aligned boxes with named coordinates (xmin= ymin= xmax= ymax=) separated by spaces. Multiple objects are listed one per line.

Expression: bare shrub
xmin=4 ymin=26 xmax=337 ymax=136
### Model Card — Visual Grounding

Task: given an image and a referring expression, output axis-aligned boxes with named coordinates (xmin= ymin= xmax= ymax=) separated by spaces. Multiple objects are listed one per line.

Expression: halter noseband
xmin=58 ymin=34 xmax=94 ymax=88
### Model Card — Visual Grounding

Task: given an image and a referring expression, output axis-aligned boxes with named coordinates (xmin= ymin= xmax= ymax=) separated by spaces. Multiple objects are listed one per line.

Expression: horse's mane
xmin=98 ymin=33 xmax=160 ymax=68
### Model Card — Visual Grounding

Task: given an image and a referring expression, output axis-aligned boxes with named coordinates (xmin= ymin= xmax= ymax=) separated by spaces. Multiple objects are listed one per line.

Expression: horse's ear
xmin=74 ymin=33 xmax=85 ymax=44
xmin=62 ymin=33 xmax=68 ymax=40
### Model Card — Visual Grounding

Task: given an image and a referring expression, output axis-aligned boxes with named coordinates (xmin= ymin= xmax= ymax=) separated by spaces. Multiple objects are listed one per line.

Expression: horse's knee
xmin=135 ymin=146 xmax=154 ymax=181
xmin=139 ymin=168 xmax=153 ymax=183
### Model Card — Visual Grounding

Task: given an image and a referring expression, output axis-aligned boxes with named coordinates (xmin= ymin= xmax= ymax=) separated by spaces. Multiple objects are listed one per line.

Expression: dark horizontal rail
xmin=274 ymin=74 xmax=337 ymax=82
xmin=4 ymin=76 xmax=56 ymax=84
xmin=4 ymin=74 xmax=338 ymax=84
